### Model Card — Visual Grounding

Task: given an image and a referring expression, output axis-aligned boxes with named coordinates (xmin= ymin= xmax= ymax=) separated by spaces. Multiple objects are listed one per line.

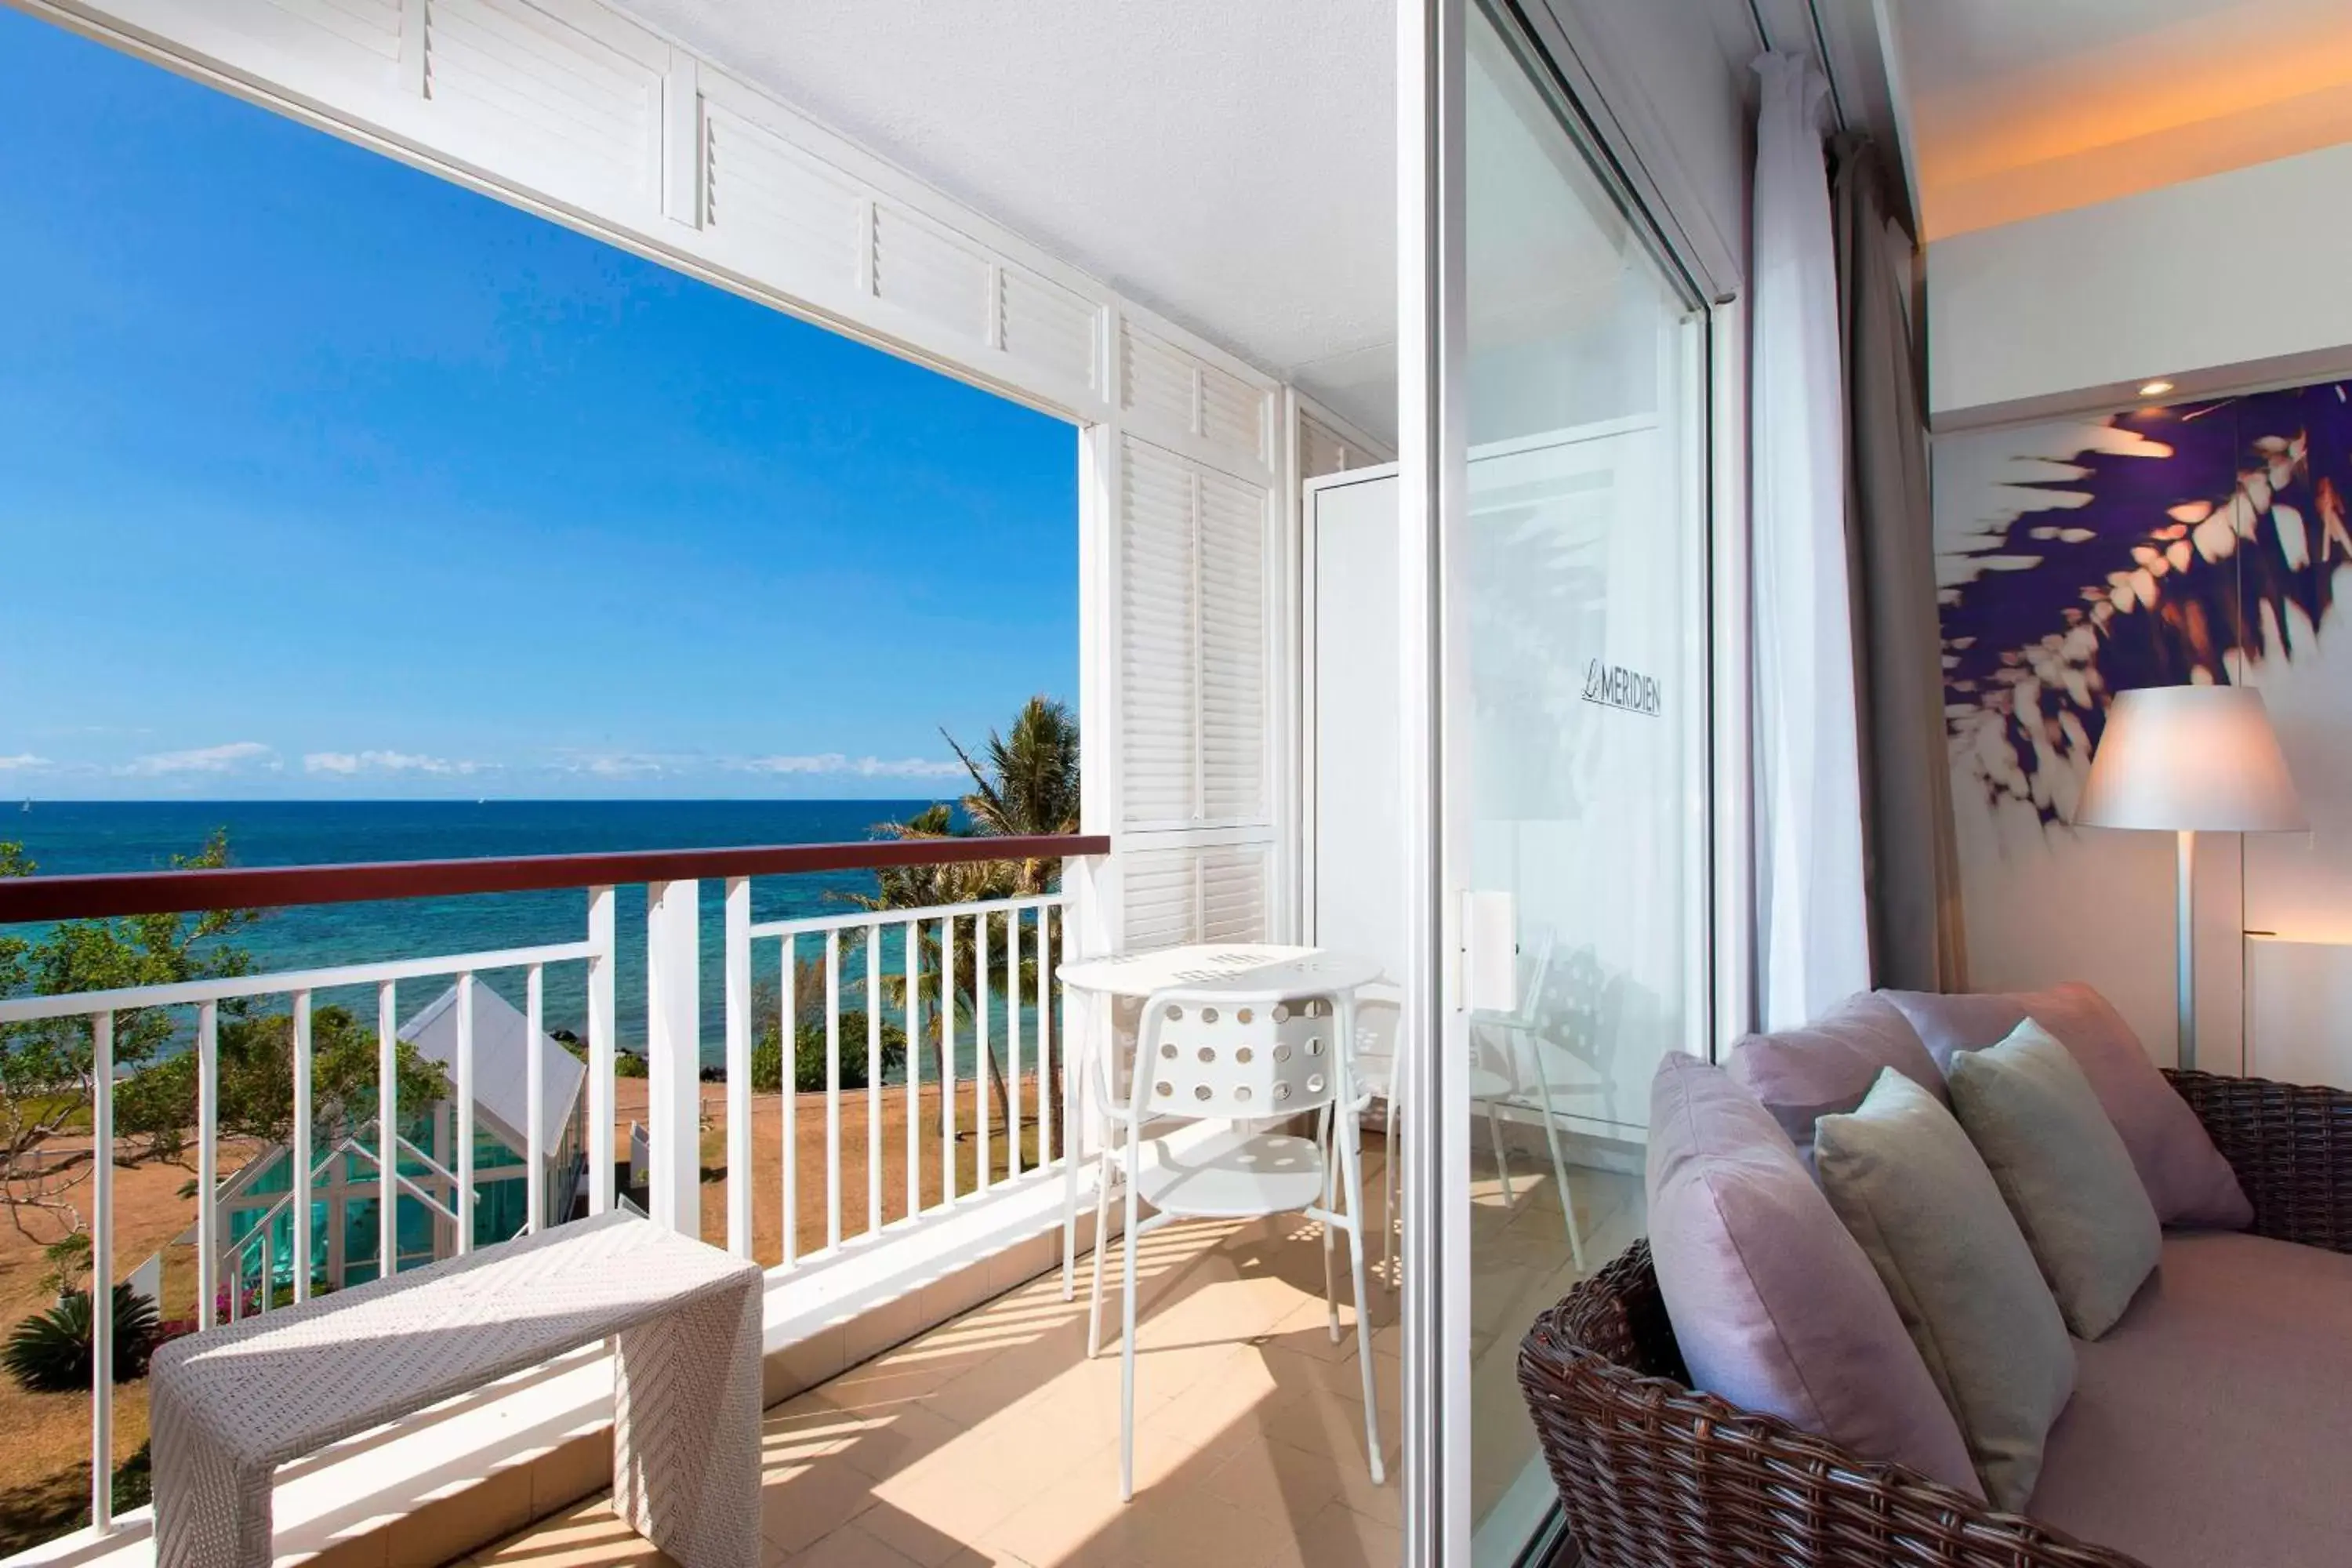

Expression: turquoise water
xmin=2 ymin=798 xmax=1016 ymax=1063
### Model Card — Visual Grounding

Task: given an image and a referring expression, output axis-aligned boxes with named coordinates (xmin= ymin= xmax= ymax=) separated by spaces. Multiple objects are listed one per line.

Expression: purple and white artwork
xmin=1937 ymin=383 xmax=2352 ymax=828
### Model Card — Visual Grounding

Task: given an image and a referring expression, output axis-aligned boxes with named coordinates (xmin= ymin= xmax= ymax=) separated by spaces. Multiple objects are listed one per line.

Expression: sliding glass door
xmin=1399 ymin=3 xmax=1712 ymax=1560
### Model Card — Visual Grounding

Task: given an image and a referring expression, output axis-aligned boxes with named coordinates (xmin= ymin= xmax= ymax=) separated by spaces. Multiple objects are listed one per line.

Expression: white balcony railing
xmin=0 ymin=835 xmax=1100 ymax=1541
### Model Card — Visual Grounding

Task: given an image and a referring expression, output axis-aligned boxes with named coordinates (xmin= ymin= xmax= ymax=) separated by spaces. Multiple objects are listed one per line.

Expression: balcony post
xmin=645 ymin=878 xmax=702 ymax=1238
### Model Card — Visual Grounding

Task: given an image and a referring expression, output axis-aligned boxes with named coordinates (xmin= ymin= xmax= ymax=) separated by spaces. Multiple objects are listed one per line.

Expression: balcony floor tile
xmin=460 ymin=1141 xmax=1633 ymax=1568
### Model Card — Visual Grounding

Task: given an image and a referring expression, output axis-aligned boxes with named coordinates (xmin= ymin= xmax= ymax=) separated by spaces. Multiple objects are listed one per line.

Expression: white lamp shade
xmin=2076 ymin=685 xmax=2307 ymax=832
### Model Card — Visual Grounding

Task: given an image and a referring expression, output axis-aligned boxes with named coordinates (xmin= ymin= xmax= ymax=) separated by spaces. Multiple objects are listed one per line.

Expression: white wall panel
xmin=1121 ymin=320 xmax=1199 ymax=439
xmin=870 ymin=205 xmax=990 ymax=341
xmin=426 ymin=0 xmax=665 ymax=214
xmin=1199 ymin=359 xmax=1269 ymax=465
xmin=701 ymin=103 xmax=862 ymax=291
xmin=1928 ymin=140 xmax=2352 ymax=425
xmin=999 ymin=268 xmax=1100 ymax=397
xmin=1200 ymin=845 xmax=1269 ymax=942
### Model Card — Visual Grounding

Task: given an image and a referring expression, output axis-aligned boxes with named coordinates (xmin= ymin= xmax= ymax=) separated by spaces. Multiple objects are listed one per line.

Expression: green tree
xmin=851 ymin=696 xmax=1080 ymax=1152
xmin=0 ymin=834 xmax=446 ymax=1248
xmin=943 ymin=695 xmax=1080 ymax=891
xmin=122 ymin=1004 xmax=449 ymax=1166
xmin=0 ymin=833 xmax=255 ymax=1240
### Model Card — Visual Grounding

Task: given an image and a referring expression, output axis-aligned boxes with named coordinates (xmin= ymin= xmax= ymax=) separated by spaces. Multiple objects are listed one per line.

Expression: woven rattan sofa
xmin=1518 ymin=1069 xmax=2352 ymax=1568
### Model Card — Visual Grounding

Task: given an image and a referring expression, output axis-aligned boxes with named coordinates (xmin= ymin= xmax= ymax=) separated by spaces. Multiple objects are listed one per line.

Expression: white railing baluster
xmin=724 ymin=878 xmax=752 ymax=1258
xmin=867 ymin=924 xmax=882 ymax=1235
xmin=826 ymin=928 xmax=842 ymax=1251
xmin=198 ymin=1000 xmax=218 ymax=1329
xmin=292 ymin=990 xmax=314 ymax=1301
xmin=90 ymin=1010 xmax=114 ymax=1534
xmin=904 ymin=916 xmax=919 ymax=1220
xmin=1039 ymin=907 xmax=1054 ymax=1166
xmin=643 ymin=879 xmax=702 ymax=1240
xmin=942 ymin=915 xmax=956 ymax=1204
xmin=977 ymin=911 xmax=992 ymax=1192
xmin=455 ymin=975 xmax=474 ymax=1254
xmin=376 ymin=982 xmax=395 ymax=1279
xmin=525 ymin=964 xmax=546 ymax=1234
xmin=587 ymin=887 xmax=616 ymax=1215
xmin=1008 ymin=909 xmax=1022 ymax=1180
xmin=781 ymin=938 xmax=797 ymax=1269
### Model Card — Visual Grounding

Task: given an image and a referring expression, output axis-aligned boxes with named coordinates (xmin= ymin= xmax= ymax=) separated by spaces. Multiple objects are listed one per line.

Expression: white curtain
xmin=1751 ymin=52 xmax=1871 ymax=1029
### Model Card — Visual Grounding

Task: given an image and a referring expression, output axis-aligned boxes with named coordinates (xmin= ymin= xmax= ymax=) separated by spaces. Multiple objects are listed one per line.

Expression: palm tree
xmin=849 ymin=697 xmax=1080 ymax=1158
xmin=946 ymin=697 xmax=1080 ymax=885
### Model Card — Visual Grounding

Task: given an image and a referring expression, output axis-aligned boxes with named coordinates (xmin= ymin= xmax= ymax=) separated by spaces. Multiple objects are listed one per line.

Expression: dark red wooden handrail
xmin=0 ymin=833 xmax=1109 ymax=924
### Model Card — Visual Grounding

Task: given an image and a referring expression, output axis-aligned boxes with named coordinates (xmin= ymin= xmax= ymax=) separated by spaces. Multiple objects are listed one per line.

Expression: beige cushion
xmin=1949 ymin=1021 xmax=2162 ymax=1339
xmin=1815 ymin=1068 xmax=2075 ymax=1511
xmin=2032 ymin=1231 xmax=2352 ymax=1566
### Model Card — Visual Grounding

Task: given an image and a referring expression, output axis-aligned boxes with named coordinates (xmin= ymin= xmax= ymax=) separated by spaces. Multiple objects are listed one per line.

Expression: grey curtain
xmin=1831 ymin=133 xmax=1968 ymax=993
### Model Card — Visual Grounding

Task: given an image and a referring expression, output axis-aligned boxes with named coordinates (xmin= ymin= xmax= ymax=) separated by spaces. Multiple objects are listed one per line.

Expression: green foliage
xmin=948 ymin=694 xmax=1081 ymax=848
xmin=842 ymin=696 xmax=1078 ymax=1137
xmin=1 ymin=1284 xmax=159 ymax=1394
xmin=0 ymin=831 xmax=258 ymax=1089
xmin=0 ymin=832 xmax=263 ymax=1236
xmin=37 ymin=1233 xmax=89 ymax=1297
xmin=553 ymin=1029 xmax=646 ymax=1077
xmin=113 ymin=1004 xmax=448 ymax=1156
xmin=750 ymin=1009 xmax=906 ymax=1094
xmin=0 ymin=830 xmax=444 ymax=1243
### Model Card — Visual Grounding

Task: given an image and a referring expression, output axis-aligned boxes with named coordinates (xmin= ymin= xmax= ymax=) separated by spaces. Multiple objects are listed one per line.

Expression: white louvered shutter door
xmin=1113 ymin=424 xmax=1275 ymax=952
xmin=1120 ymin=437 xmax=1200 ymax=829
xmin=1197 ymin=466 xmax=1267 ymax=825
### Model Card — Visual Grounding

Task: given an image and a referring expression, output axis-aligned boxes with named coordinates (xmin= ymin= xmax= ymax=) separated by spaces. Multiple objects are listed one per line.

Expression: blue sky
xmin=0 ymin=10 xmax=1077 ymax=801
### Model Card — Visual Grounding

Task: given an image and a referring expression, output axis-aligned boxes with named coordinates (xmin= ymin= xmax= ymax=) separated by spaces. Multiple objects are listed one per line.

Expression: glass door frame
xmin=1397 ymin=2 xmax=1731 ymax=1560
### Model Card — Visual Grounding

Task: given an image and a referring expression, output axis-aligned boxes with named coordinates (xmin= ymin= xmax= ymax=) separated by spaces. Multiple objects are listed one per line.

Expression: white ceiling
xmin=1886 ymin=0 xmax=2352 ymax=237
xmin=623 ymin=1 xmax=1400 ymax=435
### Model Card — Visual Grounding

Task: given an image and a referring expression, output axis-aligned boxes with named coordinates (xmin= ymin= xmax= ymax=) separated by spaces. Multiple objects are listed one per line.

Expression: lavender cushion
xmin=1646 ymin=1053 xmax=1981 ymax=1497
xmin=1882 ymin=984 xmax=2252 ymax=1229
xmin=1726 ymin=993 xmax=1944 ymax=1163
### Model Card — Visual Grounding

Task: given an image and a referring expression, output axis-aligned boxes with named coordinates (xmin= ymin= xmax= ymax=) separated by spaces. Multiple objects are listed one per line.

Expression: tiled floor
xmin=459 ymin=1142 xmax=1642 ymax=1568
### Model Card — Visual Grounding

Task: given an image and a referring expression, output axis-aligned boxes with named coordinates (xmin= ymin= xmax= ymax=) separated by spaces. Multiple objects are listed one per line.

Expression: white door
xmin=1398 ymin=4 xmax=1714 ymax=1561
xmin=1309 ymin=467 xmax=1407 ymax=983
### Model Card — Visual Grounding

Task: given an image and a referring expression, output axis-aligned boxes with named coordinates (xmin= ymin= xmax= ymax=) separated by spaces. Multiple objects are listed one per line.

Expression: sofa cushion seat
xmin=2030 ymin=1230 xmax=2352 ymax=1566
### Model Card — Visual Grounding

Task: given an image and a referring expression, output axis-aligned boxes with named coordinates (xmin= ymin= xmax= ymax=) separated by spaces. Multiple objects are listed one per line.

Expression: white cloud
xmin=122 ymin=742 xmax=276 ymax=776
xmin=740 ymin=753 xmax=964 ymax=779
xmin=551 ymin=751 xmax=676 ymax=779
xmin=304 ymin=750 xmax=490 ymax=777
xmin=0 ymin=753 xmax=49 ymax=771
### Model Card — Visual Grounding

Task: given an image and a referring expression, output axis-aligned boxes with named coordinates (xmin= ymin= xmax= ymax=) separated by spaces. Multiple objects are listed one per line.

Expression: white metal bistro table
xmin=1054 ymin=944 xmax=1387 ymax=1297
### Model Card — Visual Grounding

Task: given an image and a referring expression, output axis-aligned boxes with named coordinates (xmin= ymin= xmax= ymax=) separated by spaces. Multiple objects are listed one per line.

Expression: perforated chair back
xmin=1130 ymin=985 xmax=1350 ymax=1123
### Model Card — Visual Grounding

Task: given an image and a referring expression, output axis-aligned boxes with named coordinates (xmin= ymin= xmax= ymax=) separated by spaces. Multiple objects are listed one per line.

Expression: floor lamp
xmin=2076 ymin=686 xmax=2305 ymax=1072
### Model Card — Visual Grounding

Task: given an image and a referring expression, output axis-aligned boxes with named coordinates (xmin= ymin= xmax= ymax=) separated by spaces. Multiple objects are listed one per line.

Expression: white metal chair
xmin=1356 ymin=934 xmax=1588 ymax=1287
xmin=1086 ymin=980 xmax=1384 ymax=1501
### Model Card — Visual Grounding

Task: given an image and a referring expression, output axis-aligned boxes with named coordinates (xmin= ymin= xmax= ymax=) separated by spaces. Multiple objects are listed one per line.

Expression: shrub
xmin=752 ymin=1011 xmax=906 ymax=1094
xmin=2 ymin=1284 xmax=161 ymax=1394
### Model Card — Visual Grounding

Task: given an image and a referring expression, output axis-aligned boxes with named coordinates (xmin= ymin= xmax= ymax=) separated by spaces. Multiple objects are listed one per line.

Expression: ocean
xmin=1 ymin=799 xmax=998 ymax=1065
